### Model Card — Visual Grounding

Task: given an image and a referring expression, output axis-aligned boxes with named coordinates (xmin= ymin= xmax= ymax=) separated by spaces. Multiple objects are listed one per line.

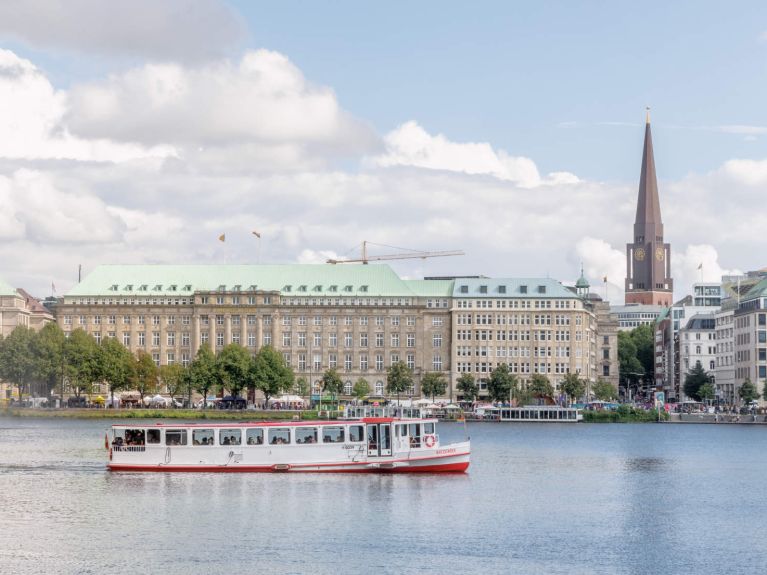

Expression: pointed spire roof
xmin=635 ymin=108 xmax=662 ymax=226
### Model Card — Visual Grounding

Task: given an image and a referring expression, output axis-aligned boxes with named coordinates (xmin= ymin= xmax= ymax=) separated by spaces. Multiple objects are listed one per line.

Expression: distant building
xmin=0 ymin=277 xmax=54 ymax=337
xmin=733 ymin=276 xmax=767 ymax=405
xmin=678 ymin=313 xmax=716 ymax=401
xmin=625 ymin=111 xmax=673 ymax=307
xmin=609 ymin=303 xmax=664 ymax=331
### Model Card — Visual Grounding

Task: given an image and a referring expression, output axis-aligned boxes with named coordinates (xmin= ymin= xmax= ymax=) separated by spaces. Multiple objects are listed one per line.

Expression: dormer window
xmin=283 ymin=285 xmax=292 ymax=292
xmin=248 ymin=284 xmax=257 ymax=291
xmin=169 ymin=285 xmax=177 ymax=292
xmin=125 ymin=284 xmax=133 ymax=291
xmin=329 ymin=285 xmax=338 ymax=292
xmin=538 ymin=285 xmax=546 ymax=294
xmin=313 ymin=285 xmax=322 ymax=292
xmin=360 ymin=285 xmax=368 ymax=292
xmin=459 ymin=285 xmax=468 ymax=294
xmin=139 ymin=284 xmax=148 ymax=291
xmin=183 ymin=284 xmax=192 ymax=291
xmin=153 ymin=284 xmax=162 ymax=291
xmin=498 ymin=285 xmax=506 ymax=294
xmin=233 ymin=284 xmax=241 ymax=292
xmin=110 ymin=284 xmax=118 ymax=291
xmin=344 ymin=285 xmax=353 ymax=292
xmin=218 ymin=284 xmax=226 ymax=292
xmin=298 ymin=285 xmax=307 ymax=292
xmin=520 ymin=285 xmax=528 ymax=294
xmin=479 ymin=285 xmax=488 ymax=294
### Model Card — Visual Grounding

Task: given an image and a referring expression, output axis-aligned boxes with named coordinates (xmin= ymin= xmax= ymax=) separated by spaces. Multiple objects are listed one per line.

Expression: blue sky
xmin=0 ymin=0 xmax=765 ymax=297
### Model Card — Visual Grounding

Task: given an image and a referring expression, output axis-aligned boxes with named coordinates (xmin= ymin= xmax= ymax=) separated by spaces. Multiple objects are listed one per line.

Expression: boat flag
xmin=218 ymin=234 xmax=226 ymax=242
xmin=51 ymin=282 xmax=56 ymax=293
xmin=602 ymin=276 xmax=607 ymax=282
xmin=697 ymin=262 xmax=703 ymax=270
xmin=252 ymin=231 xmax=261 ymax=238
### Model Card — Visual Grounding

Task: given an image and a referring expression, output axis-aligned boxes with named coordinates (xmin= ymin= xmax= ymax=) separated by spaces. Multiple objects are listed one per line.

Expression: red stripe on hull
xmin=108 ymin=461 xmax=469 ymax=474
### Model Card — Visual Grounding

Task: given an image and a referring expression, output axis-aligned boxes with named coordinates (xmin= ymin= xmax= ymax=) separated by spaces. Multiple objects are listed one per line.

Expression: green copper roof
xmin=0 ymin=277 xmax=17 ymax=297
xmin=452 ymin=277 xmax=579 ymax=298
xmin=65 ymin=264 xmax=430 ymax=298
xmin=403 ymin=279 xmax=454 ymax=297
xmin=742 ymin=277 xmax=767 ymax=302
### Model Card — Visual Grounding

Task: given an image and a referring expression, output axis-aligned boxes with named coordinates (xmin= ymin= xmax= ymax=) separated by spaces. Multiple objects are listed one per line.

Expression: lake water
xmin=1 ymin=417 xmax=766 ymax=575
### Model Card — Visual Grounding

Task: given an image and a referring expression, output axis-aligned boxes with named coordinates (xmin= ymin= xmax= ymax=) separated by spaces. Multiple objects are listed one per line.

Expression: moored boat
xmin=107 ymin=410 xmax=469 ymax=473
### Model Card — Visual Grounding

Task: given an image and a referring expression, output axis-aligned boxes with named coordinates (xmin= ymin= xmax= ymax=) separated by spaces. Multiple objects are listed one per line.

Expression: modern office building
xmin=609 ymin=303 xmax=664 ymax=331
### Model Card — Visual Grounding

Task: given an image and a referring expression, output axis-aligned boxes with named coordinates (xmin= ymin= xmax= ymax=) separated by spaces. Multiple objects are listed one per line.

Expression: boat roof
xmin=111 ymin=417 xmax=436 ymax=428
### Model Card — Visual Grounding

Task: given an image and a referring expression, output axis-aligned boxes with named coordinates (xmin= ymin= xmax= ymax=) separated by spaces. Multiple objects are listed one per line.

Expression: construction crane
xmin=326 ymin=241 xmax=464 ymax=264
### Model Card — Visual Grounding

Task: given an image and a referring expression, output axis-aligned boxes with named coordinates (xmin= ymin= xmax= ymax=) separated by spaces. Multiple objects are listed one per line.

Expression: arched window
xmin=343 ymin=380 xmax=352 ymax=395
xmin=375 ymin=380 xmax=384 ymax=396
xmin=312 ymin=380 xmax=321 ymax=394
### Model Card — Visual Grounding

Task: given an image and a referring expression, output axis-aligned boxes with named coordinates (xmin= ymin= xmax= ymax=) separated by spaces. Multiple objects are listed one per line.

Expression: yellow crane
xmin=326 ymin=241 xmax=464 ymax=264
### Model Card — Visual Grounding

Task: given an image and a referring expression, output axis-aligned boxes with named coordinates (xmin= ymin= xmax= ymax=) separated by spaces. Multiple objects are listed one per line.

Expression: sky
xmin=0 ymin=0 xmax=766 ymax=301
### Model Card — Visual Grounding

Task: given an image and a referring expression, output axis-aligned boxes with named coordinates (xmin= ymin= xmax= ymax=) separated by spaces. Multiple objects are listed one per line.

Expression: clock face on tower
xmin=634 ymin=247 xmax=646 ymax=261
xmin=655 ymin=247 xmax=665 ymax=261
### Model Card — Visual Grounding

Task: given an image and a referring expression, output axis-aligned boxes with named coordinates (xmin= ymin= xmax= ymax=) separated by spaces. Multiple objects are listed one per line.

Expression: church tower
xmin=625 ymin=110 xmax=673 ymax=306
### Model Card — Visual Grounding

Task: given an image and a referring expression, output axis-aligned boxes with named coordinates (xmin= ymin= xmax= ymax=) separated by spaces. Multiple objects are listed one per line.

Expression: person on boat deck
xmin=223 ymin=437 xmax=230 ymax=445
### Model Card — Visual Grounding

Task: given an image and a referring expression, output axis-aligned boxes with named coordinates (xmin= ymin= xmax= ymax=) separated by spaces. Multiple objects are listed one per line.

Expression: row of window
xmin=455 ymin=300 xmax=577 ymax=309
xmin=280 ymin=332 xmax=443 ymax=348
xmin=283 ymin=352 xmax=444 ymax=372
xmin=455 ymin=330 xmax=586 ymax=341
xmin=455 ymin=361 xmax=581 ymax=375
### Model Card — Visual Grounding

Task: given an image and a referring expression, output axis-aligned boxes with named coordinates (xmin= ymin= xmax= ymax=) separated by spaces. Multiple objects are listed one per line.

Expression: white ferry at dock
xmin=107 ymin=408 xmax=470 ymax=473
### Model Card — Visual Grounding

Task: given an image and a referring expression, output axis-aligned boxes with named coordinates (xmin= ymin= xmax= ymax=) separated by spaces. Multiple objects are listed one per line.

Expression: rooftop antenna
xmin=78 ymin=264 xmax=82 ymax=283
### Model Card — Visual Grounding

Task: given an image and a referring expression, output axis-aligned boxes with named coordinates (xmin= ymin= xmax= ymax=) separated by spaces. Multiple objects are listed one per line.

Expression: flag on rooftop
xmin=697 ymin=263 xmax=703 ymax=270
xmin=218 ymin=234 xmax=225 ymax=242
xmin=252 ymin=231 xmax=261 ymax=238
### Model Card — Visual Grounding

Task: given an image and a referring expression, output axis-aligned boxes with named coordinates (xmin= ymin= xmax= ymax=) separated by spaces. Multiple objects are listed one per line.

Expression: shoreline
xmin=0 ymin=408 xmax=320 ymax=420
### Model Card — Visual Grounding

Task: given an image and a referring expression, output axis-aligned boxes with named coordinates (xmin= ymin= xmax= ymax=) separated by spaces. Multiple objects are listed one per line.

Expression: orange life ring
xmin=424 ymin=435 xmax=436 ymax=448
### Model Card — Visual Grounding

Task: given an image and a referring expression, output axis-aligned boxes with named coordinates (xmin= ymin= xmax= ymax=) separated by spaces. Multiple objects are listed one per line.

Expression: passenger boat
xmin=106 ymin=408 xmax=470 ymax=473
xmin=472 ymin=405 xmax=582 ymax=422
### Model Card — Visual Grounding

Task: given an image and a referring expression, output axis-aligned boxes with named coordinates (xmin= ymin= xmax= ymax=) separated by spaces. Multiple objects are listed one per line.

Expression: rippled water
xmin=1 ymin=417 xmax=766 ymax=574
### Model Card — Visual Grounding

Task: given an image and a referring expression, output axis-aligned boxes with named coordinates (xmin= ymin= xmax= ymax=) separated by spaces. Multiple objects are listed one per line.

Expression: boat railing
xmin=112 ymin=445 xmax=146 ymax=452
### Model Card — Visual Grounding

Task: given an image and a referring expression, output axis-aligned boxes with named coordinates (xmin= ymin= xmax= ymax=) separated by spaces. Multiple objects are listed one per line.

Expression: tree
xmin=188 ymin=344 xmax=218 ymax=408
xmin=487 ymin=364 xmax=517 ymax=403
xmin=30 ymin=323 xmax=66 ymax=399
xmin=217 ymin=343 xmax=251 ymax=398
xmin=683 ymin=363 xmax=711 ymax=401
xmin=251 ymin=345 xmax=294 ymax=404
xmin=421 ymin=372 xmax=448 ymax=402
xmin=321 ymin=368 xmax=344 ymax=407
xmin=133 ymin=350 xmax=158 ymax=404
xmin=738 ymin=378 xmax=760 ymax=405
xmin=63 ymin=329 xmax=100 ymax=399
xmin=0 ymin=326 xmax=36 ymax=401
xmin=456 ymin=373 xmax=478 ymax=403
xmin=294 ymin=376 xmax=310 ymax=399
xmin=560 ymin=372 xmax=585 ymax=406
xmin=98 ymin=337 xmax=135 ymax=408
xmin=698 ymin=382 xmax=716 ymax=403
xmin=386 ymin=361 xmax=413 ymax=404
xmin=528 ymin=374 xmax=554 ymax=401
xmin=592 ymin=378 xmax=616 ymax=401
xmin=352 ymin=377 xmax=370 ymax=402
xmin=159 ymin=364 xmax=186 ymax=407
xmin=619 ymin=325 xmax=655 ymax=393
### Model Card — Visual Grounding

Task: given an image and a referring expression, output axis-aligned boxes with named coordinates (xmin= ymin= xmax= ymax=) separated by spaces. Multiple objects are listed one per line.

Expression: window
xmin=432 ymin=317 xmax=444 ymax=327
xmin=147 ymin=429 xmax=161 ymax=444
xmin=219 ymin=429 xmax=242 ymax=446
xmin=375 ymin=381 xmax=384 ymax=395
xmin=344 ymin=354 xmax=352 ymax=371
xmin=123 ymin=332 xmax=131 ymax=346
xmin=295 ymin=427 xmax=318 ymax=444
xmin=433 ymin=334 xmax=442 ymax=348
xmin=323 ymin=426 xmax=345 ymax=443
xmin=165 ymin=429 xmax=188 ymax=446
xmin=344 ymin=380 xmax=353 ymax=395
xmin=360 ymin=333 xmax=368 ymax=347
xmin=349 ymin=425 xmax=364 ymax=442
xmin=344 ymin=332 xmax=353 ymax=347
xmin=246 ymin=429 xmax=264 ymax=445
xmin=376 ymin=354 xmax=384 ymax=371
xmin=375 ymin=333 xmax=384 ymax=347
xmin=192 ymin=429 xmax=215 ymax=446
xmin=391 ymin=316 xmax=400 ymax=326
xmin=152 ymin=332 xmax=160 ymax=346
xmin=391 ymin=333 xmax=400 ymax=347
xmin=407 ymin=333 xmax=415 ymax=347
xmin=268 ymin=428 xmax=291 ymax=445
xmin=329 ymin=333 xmax=337 ymax=347
xmin=167 ymin=332 xmax=176 ymax=346
xmin=433 ymin=354 xmax=442 ymax=371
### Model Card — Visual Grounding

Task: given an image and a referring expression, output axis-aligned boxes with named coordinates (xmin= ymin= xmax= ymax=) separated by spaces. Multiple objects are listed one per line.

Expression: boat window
xmin=424 ymin=422 xmax=435 ymax=434
xmin=246 ymin=429 xmax=264 ymax=445
xmin=219 ymin=429 xmax=242 ymax=446
xmin=268 ymin=428 xmax=291 ymax=445
xmin=408 ymin=424 xmax=421 ymax=448
xmin=399 ymin=424 xmax=408 ymax=437
xmin=124 ymin=429 xmax=145 ymax=446
xmin=322 ymin=426 xmax=345 ymax=443
xmin=165 ymin=429 xmax=187 ymax=446
xmin=193 ymin=429 xmax=214 ymax=446
xmin=348 ymin=425 xmax=364 ymax=442
xmin=295 ymin=427 xmax=318 ymax=444
xmin=147 ymin=429 xmax=161 ymax=444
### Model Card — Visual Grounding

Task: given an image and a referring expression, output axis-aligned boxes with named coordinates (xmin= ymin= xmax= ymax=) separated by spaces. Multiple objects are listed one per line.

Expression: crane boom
xmin=326 ymin=243 xmax=464 ymax=264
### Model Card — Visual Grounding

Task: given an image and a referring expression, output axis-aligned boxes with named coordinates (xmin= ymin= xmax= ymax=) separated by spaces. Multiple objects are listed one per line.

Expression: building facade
xmin=0 ymin=278 xmax=54 ymax=337
xmin=733 ymin=278 xmax=767 ymax=404
xmin=625 ymin=112 xmax=673 ymax=307
xmin=678 ymin=313 xmax=716 ymax=401
xmin=610 ymin=303 xmax=664 ymax=331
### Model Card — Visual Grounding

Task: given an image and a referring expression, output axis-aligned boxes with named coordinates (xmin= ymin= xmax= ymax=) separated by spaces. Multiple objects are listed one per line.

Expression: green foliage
xmin=591 ymin=378 xmax=616 ymax=401
xmin=487 ymin=363 xmax=517 ymax=403
xmin=321 ymin=368 xmax=344 ymax=401
xmin=421 ymin=371 xmax=448 ymax=401
xmin=63 ymin=329 xmax=100 ymax=398
xmin=353 ymin=377 xmax=370 ymax=401
xmin=294 ymin=376 xmax=310 ymax=397
xmin=188 ymin=344 xmax=218 ymax=406
xmin=619 ymin=324 xmax=655 ymax=387
xmin=698 ymin=382 xmax=716 ymax=402
xmin=133 ymin=350 xmax=158 ymax=401
xmin=251 ymin=345 xmax=294 ymax=403
xmin=159 ymin=364 xmax=186 ymax=404
xmin=386 ymin=361 xmax=413 ymax=401
xmin=528 ymin=374 xmax=554 ymax=398
xmin=0 ymin=326 xmax=36 ymax=400
xmin=456 ymin=373 xmax=478 ymax=402
xmin=31 ymin=323 xmax=66 ymax=397
xmin=560 ymin=373 xmax=585 ymax=405
xmin=99 ymin=337 xmax=135 ymax=404
xmin=216 ymin=343 xmax=251 ymax=398
xmin=738 ymin=378 xmax=760 ymax=404
xmin=683 ymin=363 xmax=712 ymax=401
xmin=583 ymin=407 xmax=668 ymax=423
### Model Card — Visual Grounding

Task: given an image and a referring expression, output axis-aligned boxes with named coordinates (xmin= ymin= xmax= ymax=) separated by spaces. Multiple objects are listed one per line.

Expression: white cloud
xmin=0 ymin=49 xmax=175 ymax=162
xmin=370 ymin=121 xmax=578 ymax=188
xmin=673 ymin=245 xmax=742 ymax=294
xmin=575 ymin=237 xmax=626 ymax=302
xmin=0 ymin=0 xmax=246 ymax=62
xmin=66 ymin=50 xmax=378 ymax=161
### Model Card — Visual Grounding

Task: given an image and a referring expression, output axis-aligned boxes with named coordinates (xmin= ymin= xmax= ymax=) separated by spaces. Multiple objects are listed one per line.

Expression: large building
xmin=733 ymin=277 xmax=767 ymax=403
xmin=0 ymin=277 xmax=54 ymax=337
xmin=678 ymin=312 xmax=716 ymax=401
xmin=54 ymin=264 xmax=606 ymax=401
xmin=625 ymin=111 xmax=673 ymax=307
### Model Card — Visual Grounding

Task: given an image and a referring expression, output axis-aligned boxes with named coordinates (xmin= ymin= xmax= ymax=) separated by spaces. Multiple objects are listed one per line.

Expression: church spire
xmin=635 ymin=107 xmax=662 ymax=227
